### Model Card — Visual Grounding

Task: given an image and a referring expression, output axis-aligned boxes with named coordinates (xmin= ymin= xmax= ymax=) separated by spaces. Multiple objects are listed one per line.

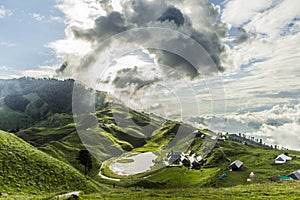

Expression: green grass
xmin=147 ymin=167 xmax=220 ymax=188
xmin=0 ymin=130 xmax=99 ymax=194
xmin=85 ymin=181 xmax=300 ymax=199
xmin=3 ymin=181 xmax=300 ymax=199
xmin=117 ymin=159 xmax=134 ymax=163
xmin=212 ymin=140 xmax=300 ymax=188
xmin=15 ymin=114 xmax=102 ymax=178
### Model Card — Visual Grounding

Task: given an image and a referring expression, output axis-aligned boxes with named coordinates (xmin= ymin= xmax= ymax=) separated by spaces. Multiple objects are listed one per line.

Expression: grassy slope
xmin=0 ymin=130 xmax=99 ymax=194
xmin=15 ymin=106 xmax=166 ymax=177
xmin=16 ymin=115 xmax=101 ymax=179
xmin=139 ymin=140 xmax=300 ymax=189
xmin=214 ymin=140 xmax=300 ymax=187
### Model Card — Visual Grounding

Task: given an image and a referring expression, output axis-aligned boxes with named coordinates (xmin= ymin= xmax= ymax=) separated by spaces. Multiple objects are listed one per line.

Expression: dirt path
xmin=99 ymin=164 xmax=120 ymax=182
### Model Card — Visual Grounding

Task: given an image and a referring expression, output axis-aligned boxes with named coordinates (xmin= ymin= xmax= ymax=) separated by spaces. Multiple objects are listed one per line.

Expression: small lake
xmin=109 ymin=152 xmax=157 ymax=176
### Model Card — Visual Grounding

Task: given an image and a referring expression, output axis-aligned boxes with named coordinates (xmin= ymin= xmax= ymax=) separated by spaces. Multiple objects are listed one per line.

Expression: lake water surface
xmin=109 ymin=152 xmax=157 ymax=176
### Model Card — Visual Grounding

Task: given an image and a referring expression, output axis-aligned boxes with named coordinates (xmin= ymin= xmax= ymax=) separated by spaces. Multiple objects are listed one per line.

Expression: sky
xmin=0 ymin=0 xmax=65 ymax=78
xmin=0 ymin=0 xmax=299 ymax=150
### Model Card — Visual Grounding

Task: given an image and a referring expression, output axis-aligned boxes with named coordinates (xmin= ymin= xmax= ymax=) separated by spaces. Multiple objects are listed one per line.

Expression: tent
xmin=229 ymin=160 xmax=243 ymax=171
xmin=275 ymin=156 xmax=286 ymax=164
xmin=219 ymin=173 xmax=228 ymax=180
xmin=275 ymin=154 xmax=292 ymax=164
xmin=287 ymin=170 xmax=300 ymax=180
xmin=280 ymin=176 xmax=293 ymax=181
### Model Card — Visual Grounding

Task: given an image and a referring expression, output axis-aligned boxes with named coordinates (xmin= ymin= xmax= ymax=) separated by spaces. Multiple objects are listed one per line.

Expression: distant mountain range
xmin=0 ymin=78 xmax=107 ymax=132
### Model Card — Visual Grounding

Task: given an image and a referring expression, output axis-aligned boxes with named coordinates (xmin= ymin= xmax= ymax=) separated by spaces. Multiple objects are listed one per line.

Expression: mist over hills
xmin=0 ymin=78 xmax=107 ymax=132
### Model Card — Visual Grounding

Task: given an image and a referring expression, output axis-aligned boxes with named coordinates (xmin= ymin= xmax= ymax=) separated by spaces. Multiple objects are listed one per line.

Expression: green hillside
xmin=14 ymin=106 xmax=300 ymax=190
xmin=143 ymin=140 xmax=300 ymax=188
xmin=16 ymin=116 xmax=300 ymax=193
xmin=0 ymin=130 xmax=99 ymax=194
xmin=15 ymin=105 xmax=196 ymax=179
xmin=15 ymin=114 xmax=101 ymax=179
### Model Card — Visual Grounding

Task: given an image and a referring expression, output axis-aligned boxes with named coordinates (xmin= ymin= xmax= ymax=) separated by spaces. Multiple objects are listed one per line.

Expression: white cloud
xmin=30 ymin=13 xmax=45 ymax=21
xmin=231 ymin=104 xmax=300 ymax=126
xmin=244 ymin=0 xmax=300 ymax=38
xmin=0 ymin=5 xmax=12 ymax=18
xmin=0 ymin=41 xmax=16 ymax=47
xmin=228 ymin=103 xmax=300 ymax=150
xmin=219 ymin=0 xmax=300 ymax=115
xmin=221 ymin=32 xmax=300 ymax=112
xmin=52 ymin=0 xmax=228 ymax=82
xmin=189 ymin=103 xmax=300 ymax=150
xmin=49 ymin=15 xmax=64 ymax=23
xmin=47 ymin=0 xmax=103 ymax=70
xmin=0 ymin=66 xmax=8 ymax=70
xmin=222 ymin=0 xmax=300 ymax=38
xmin=47 ymin=39 xmax=92 ymax=58
xmin=222 ymin=0 xmax=273 ymax=27
xmin=21 ymin=66 xmax=57 ymax=78
xmin=56 ymin=0 xmax=106 ymax=29
xmin=254 ymin=122 xmax=300 ymax=150
xmin=0 ymin=66 xmax=53 ymax=79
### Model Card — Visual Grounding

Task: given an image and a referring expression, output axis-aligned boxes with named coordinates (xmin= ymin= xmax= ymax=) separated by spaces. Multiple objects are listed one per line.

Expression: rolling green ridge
xmin=0 ymin=130 xmax=99 ymax=194
xmin=13 ymin=106 xmax=300 ymax=190
xmin=15 ymin=114 xmax=101 ymax=179
xmin=15 ymin=106 xmax=198 ymax=180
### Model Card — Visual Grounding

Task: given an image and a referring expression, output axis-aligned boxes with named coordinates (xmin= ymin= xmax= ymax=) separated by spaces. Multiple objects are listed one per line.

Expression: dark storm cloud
xmin=63 ymin=0 xmax=229 ymax=82
xmin=157 ymin=7 xmax=184 ymax=26
xmin=72 ymin=11 xmax=128 ymax=42
xmin=233 ymin=27 xmax=254 ymax=44
xmin=112 ymin=66 xmax=161 ymax=89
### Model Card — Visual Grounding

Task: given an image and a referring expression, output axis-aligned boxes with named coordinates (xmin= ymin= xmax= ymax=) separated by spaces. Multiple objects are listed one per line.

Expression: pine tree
xmin=76 ymin=150 xmax=92 ymax=176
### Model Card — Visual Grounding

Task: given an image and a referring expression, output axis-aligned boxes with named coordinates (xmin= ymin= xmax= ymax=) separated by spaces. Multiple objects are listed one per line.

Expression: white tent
xmin=288 ymin=170 xmax=300 ymax=180
xmin=275 ymin=154 xmax=292 ymax=164
xmin=229 ymin=160 xmax=243 ymax=171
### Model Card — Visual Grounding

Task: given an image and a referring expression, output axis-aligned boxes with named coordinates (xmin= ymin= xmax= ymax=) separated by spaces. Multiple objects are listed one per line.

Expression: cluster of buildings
xmin=165 ymin=150 xmax=204 ymax=169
